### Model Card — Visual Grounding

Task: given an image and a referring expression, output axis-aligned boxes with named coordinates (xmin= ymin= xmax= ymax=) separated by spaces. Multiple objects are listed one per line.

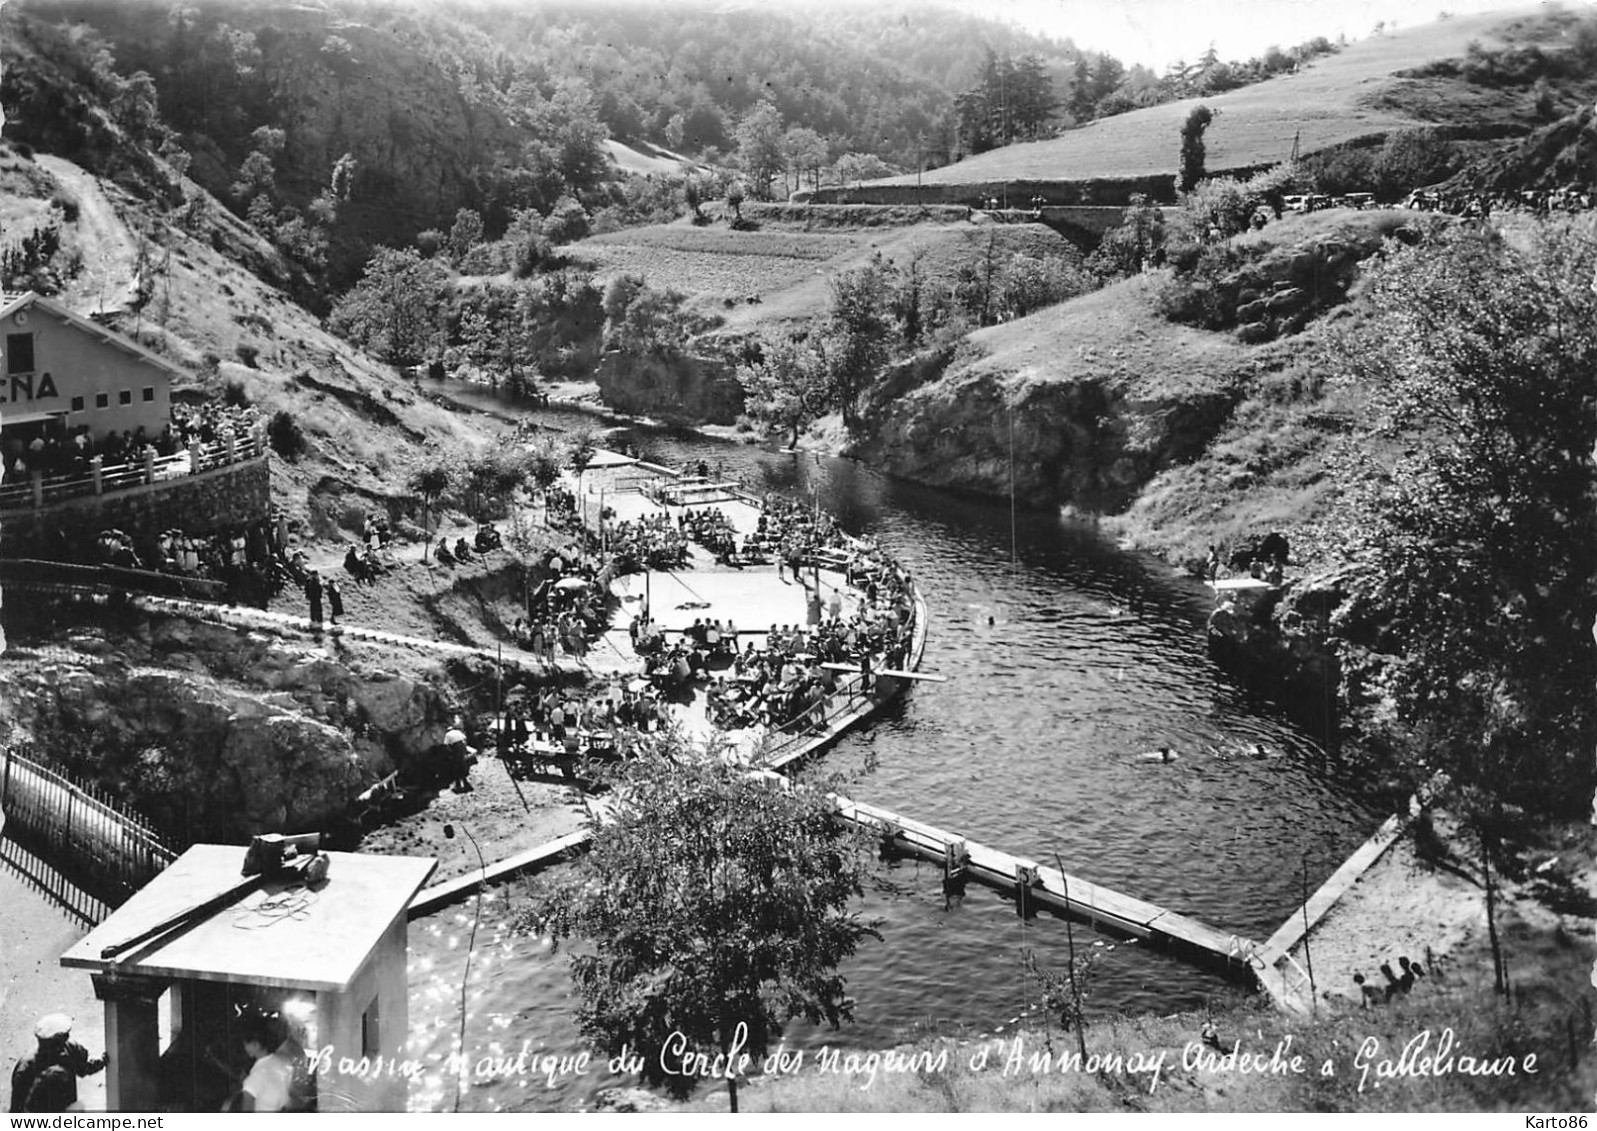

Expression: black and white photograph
xmin=0 ymin=0 xmax=1593 ymax=1116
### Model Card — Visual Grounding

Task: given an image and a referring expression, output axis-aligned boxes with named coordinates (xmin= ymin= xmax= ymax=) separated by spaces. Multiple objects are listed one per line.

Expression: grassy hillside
xmin=869 ymin=8 xmax=1545 ymax=187
xmin=0 ymin=141 xmax=497 ymax=539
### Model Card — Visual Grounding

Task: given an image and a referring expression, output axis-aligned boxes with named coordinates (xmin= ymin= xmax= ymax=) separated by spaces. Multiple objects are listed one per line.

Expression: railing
xmin=0 ymin=425 xmax=268 ymax=511
xmin=1 ymin=746 xmax=178 ymax=922
xmin=0 ymin=557 xmax=229 ymax=602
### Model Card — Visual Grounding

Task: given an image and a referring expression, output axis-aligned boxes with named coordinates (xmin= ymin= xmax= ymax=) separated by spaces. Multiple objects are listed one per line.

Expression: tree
xmin=825 ymin=255 xmax=897 ymax=426
xmin=449 ymin=208 xmax=485 ymax=264
xmin=464 ymin=444 xmax=529 ymax=518
xmin=330 ymin=152 xmax=358 ymax=202
xmin=1178 ymin=105 xmax=1215 ymax=193
xmin=683 ymin=175 xmax=707 ymax=222
xmin=738 ymin=328 xmax=835 ymax=448
xmin=1327 ymin=221 xmax=1597 ymax=871
xmin=528 ymin=741 xmax=878 ymax=1111
xmin=1372 ymin=127 xmax=1454 ymax=200
xmin=407 ymin=455 xmax=456 ymax=559
xmin=328 ymin=247 xmax=451 ymax=366
xmin=996 ymin=253 xmax=1089 ymax=321
xmin=543 ymin=196 xmax=590 ymax=245
xmin=782 ymin=127 xmax=829 ymax=195
xmin=734 ymin=101 xmax=786 ymax=200
xmin=231 ymin=150 xmax=276 ymax=202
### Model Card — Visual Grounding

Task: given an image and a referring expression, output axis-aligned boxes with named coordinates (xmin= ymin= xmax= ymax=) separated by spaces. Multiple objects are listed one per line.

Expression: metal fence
xmin=0 ymin=746 xmax=178 ymax=922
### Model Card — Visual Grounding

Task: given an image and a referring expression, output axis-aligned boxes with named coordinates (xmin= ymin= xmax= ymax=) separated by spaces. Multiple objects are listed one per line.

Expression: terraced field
xmin=572 ymin=216 xmax=1087 ymax=330
xmin=573 ymin=223 xmax=865 ymax=310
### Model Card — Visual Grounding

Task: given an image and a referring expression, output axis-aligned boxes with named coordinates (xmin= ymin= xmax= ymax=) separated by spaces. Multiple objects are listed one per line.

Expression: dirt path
xmin=36 ymin=155 xmax=141 ymax=316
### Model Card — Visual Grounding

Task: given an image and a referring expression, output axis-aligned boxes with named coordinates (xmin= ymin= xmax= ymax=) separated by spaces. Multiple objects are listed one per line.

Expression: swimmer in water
xmin=1140 ymin=745 xmax=1178 ymax=763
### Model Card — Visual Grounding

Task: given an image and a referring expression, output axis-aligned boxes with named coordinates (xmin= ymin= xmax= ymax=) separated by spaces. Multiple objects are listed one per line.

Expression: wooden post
xmin=92 ymin=973 xmax=166 ymax=1112
xmin=30 ymin=468 xmax=43 ymax=507
xmin=877 ymin=820 xmax=900 ymax=860
xmin=90 ymin=455 xmax=104 ymax=496
xmin=1016 ymin=862 xmax=1039 ymax=919
xmin=143 ymin=446 xmax=155 ymax=485
xmin=942 ymin=838 xmax=968 ymax=894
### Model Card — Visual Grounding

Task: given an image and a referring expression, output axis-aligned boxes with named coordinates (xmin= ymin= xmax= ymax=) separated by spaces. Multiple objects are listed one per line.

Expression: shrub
xmin=267 ymin=410 xmax=307 ymax=461
xmin=222 ymin=378 xmax=250 ymax=407
xmin=235 ymin=343 xmax=260 ymax=368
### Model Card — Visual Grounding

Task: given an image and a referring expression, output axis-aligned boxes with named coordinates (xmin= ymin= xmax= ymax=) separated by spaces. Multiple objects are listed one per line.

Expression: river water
xmin=405 ymin=408 xmax=1377 ymax=1112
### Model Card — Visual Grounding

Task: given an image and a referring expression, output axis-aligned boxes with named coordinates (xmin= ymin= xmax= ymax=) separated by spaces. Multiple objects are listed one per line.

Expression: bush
xmin=235 ymin=343 xmax=260 ymax=368
xmin=222 ymin=378 xmax=250 ymax=407
xmin=267 ymin=410 xmax=307 ymax=461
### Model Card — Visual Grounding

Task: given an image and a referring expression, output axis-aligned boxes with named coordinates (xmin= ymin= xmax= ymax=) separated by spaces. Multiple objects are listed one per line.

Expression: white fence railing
xmin=0 ymin=424 xmax=267 ymax=511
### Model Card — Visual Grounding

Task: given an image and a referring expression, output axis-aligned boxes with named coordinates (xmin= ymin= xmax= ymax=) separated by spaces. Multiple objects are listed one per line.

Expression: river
xmin=405 ymin=406 xmax=1377 ymax=1112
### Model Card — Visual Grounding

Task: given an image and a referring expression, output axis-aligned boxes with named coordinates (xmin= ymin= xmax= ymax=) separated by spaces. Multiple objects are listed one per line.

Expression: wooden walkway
xmin=408 ymin=829 xmax=591 ymax=918
xmin=831 ymin=795 xmax=1262 ymax=985
xmin=1252 ymin=775 xmax=1445 ymax=1012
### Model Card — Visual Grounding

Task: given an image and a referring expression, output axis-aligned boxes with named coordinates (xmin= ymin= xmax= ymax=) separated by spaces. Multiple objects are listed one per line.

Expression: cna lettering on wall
xmin=0 ymin=293 xmax=175 ymax=443
xmin=0 ymin=371 xmax=62 ymax=404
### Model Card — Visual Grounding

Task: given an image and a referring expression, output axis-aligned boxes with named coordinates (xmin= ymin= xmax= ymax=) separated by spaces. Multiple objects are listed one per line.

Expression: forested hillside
xmin=2 ymin=0 xmax=1371 ymax=294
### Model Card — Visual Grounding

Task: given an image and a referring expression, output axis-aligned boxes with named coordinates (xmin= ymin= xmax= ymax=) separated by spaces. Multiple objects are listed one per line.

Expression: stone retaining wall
xmin=1 ymin=457 xmax=270 ymax=561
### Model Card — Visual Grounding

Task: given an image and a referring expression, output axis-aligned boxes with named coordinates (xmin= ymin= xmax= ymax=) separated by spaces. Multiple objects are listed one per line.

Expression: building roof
xmin=582 ymin=451 xmax=640 ymax=469
xmin=61 ymin=845 xmax=437 ymax=992
xmin=0 ymin=291 xmax=191 ymax=381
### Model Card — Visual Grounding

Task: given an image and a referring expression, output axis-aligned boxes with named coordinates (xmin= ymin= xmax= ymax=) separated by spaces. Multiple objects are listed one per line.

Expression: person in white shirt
xmin=235 ymin=1017 xmax=293 ymax=1112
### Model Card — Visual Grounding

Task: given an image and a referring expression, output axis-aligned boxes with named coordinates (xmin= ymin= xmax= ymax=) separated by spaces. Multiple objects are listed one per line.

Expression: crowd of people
xmin=716 ymin=560 xmax=916 ymax=734
xmin=615 ymin=488 xmax=917 ymax=737
xmin=1402 ymin=185 xmax=1594 ymax=218
xmin=495 ymin=675 xmax=672 ymax=774
xmin=3 ymin=404 xmax=265 ymax=489
xmin=502 ymin=544 xmax=608 ymax=665
xmin=678 ymin=507 xmax=740 ymax=563
xmin=607 ymin=512 xmax=689 ymax=571
xmin=1352 ymin=954 xmax=1429 ymax=1008
xmin=433 ymin=523 xmax=502 ymax=567
xmin=91 ymin=519 xmax=280 ymax=605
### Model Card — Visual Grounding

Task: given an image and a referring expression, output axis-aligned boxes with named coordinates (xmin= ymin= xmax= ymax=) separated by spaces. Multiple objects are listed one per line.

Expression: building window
xmin=119 ymin=389 xmax=132 ymax=405
xmin=6 ymin=333 xmax=34 ymax=375
xmin=71 ymin=396 xmax=84 ymax=412
xmin=95 ymin=393 xmax=109 ymax=409
xmin=361 ymin=996 xmax=380 ymax=1057
xmin=142 ymin=387 xmax=155 ymax=403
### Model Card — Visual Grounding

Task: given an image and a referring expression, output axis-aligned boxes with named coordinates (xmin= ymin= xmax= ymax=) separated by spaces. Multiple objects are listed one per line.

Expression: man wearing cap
xmin=10 ymin=1014 xmax=106 ymax=1113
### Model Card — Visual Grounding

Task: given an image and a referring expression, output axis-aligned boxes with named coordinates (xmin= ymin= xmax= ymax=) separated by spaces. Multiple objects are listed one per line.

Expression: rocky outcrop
xmin=594 ymin=348 xmax=746 ymax=426
xmin=1205 ymin=571 xmax=1351 ymax=729
xmin=0 ymin=615 xmax=456 ymax=841
xmin=855 ymin=344 xmax=1238 ymax=511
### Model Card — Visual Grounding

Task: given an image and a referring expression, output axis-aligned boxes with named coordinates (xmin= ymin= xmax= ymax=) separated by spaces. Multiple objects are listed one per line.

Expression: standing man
xmin=444 ymin=719 xmax=473 ymax=792
xmin=305 ymin=570 xmax=324 ymax=628
xmin=10 ymin=1014 xmax=106 ymax=1113
xmin=325 ymin=578 xmax=344 ymax=626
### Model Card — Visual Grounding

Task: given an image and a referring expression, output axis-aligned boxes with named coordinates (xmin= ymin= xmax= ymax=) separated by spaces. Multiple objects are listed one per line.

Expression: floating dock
xmin=831 ymin=795 xmax=1262 ymax=985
